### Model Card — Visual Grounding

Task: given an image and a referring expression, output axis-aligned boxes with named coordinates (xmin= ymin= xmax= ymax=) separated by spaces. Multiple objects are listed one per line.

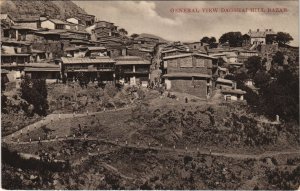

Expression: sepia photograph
xmin=0 ymin=0 xmax=299 ymax=190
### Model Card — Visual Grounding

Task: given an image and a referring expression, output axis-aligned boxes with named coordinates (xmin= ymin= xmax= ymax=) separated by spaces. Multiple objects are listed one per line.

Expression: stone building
xmin=248 ymin=29 xmax=277 ymax=45
xmin=162 ymin=53 xmax=217 ymax=99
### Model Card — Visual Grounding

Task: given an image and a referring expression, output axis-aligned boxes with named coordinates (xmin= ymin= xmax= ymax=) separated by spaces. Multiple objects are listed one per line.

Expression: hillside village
xmin=1 ymin=4 xmax=300 ymax=190
xmin=1 ymin=12 xmax=294 ymax=101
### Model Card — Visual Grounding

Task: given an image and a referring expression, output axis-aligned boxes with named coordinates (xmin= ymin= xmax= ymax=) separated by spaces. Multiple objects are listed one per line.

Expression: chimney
xmin=249 ymin=29 xmax=251 ymax=33
xmin=257 ymin=29 xmax=259 ymax=32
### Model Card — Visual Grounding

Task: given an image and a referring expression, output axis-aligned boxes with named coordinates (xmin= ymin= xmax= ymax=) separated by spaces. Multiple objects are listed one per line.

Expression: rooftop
xmin=163 ymin=73 xmax=211 ymax=78
xmin=24 ymin=63 xmax=59 ymax=68
xmin=248 ymin=29 xmax=276 ymax=38
xmin=216 ymin=78 xmax=233 ymax=84
xmin=13 ymin=16 xmax=40 ymax=22
xmin=87 ymin=46 xmax=107 ymax=51
xmin=1 ymin=69 xmax=10 ymax=74
xmin=61 ymin=56 xmax=115 ymax=64
xmin=46 ymin=19 xmax=67 ymax=25
xmin=221 ymin=89 xmax=246 ymax=95
xmin=10 ymin=25 xmax=38 ymax=31
xmin=115 ymin=56 xmax=150 ymax=65
xmin=161 ymin=48 xmax=190 ymax=54
xmin=163 ymin=53 xmax=217 ymax=60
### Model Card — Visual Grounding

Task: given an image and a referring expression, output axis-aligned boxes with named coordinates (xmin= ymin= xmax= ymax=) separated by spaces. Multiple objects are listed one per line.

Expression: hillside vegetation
xmin=0 ymin=0 xmax=86 ymax=19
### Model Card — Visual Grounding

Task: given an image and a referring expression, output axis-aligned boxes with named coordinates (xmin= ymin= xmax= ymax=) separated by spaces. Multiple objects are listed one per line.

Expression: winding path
xmin=3 ymin=105 xmax=299 ymax=160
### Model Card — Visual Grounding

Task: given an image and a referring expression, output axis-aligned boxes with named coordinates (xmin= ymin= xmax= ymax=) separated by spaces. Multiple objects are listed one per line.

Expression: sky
xmin=74 ymin=1 xmax=299 ymax=46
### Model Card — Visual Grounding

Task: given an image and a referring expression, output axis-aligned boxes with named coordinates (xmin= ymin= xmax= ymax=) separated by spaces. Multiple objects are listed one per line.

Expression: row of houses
xmin=157 ymin=39 xmax=264 ymax=100
xmin=1 ymin=12 xmax=272 ymax=101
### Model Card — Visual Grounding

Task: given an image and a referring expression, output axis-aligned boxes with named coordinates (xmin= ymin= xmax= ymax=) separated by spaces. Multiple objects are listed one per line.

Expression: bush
xmin=104 ymin=84 xmax=118 ymax=98
xmin=20 ymin=76 xmax=49 ymax=116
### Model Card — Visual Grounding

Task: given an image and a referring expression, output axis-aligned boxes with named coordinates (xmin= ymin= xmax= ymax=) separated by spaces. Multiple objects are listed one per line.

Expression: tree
xmin=208 ymin=37 xmax=216 ymax=44
xmin=219 ymin=32 xmax=243 ymax=47
xmin=201 ymin=36 xmax=216 ymax=45
xmin=272 ymin=51 xmax=285 ymax=65
xmin=276 ymin=32 xmax=293 ymax=45
xmin=266 ymin=34 xmax=277 ymax=44
xmin=245 ymin=56 xmax=263 ymax=78
xmin=118 ymin=28 xmax=128 ymax=36
xmin=20 ymin=76 xmax=48 ymax=116
xmin=77 ymin=72 xmax=89 ymax=88
xmin=260 ymin=68 xmax=299 ymax=122
xmin=200 ymin=36 xmax=210 ymax=43
xmin=242 ymin=34 xmax=250 ymax=45
xmin=130 ymin=33 xmax=139 ymax=39
xmin=253 ymin=70 xmax=271 ymax=88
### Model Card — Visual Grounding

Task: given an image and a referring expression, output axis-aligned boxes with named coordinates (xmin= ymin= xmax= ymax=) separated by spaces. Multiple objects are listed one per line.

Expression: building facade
xmin=162 ymin=53 xmax=217 ymax=99
xmin=115 ymin=56 xmax=151 ymax=87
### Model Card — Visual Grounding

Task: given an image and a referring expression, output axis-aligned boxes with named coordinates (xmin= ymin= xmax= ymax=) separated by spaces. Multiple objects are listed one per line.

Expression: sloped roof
xmin=161 ymin=48 xmax=191 ymax=54
xmin=13 ymin=16 xmax=40 ymax=22
xmin=25 ymin=63 xmax=59 ymax=68
xmin=1 ymin=69 xmax=10 ymax=74
xmin=1 ymin=53 xmax=30 ymax=56
xmin=216 ymin=78 xmax=233 ymax=84
xmin=248 ymin=29 xmax=276 ymax=38
xmin=138 ymin=48 xmax=153 ymax=53
xmin=31 ymin=49 xmax=45 ymax=53
xmin=87 ymin=46 xmax=107 ymax=51
xmin=115 ymin=56 xmax=150 ymax=65
xmin=61 ymin=56 xmax=115 ymax=64
xmin=221 ymin=89 xmax=246 ymax=95
xmin=64 ymin=47 xmax=80 ymax=51
xmin=46 ymin=19 xmax=67 ymax=25
xmin=163 ymin=53 xmax=217 ymax=60
xmin=163 ymin=73 xmax=211 ymax=78
xmin=10 ymin=25 xmax=37 ymax=31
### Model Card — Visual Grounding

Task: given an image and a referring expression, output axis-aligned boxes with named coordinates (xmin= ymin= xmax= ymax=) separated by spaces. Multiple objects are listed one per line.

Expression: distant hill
xmin=139 ymin=33 xmax=170 ymax=43
xmin=0 ymin=0 xmax=87 ymax=20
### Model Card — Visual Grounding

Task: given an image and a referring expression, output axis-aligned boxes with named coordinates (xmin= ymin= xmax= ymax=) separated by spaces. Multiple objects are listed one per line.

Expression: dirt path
xmin=4 ymin=136 xmax=300 ymax=160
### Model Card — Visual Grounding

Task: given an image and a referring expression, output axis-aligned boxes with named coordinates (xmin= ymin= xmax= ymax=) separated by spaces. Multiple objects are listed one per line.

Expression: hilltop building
xmin=248 ymin=29 xmax=277 ymax=45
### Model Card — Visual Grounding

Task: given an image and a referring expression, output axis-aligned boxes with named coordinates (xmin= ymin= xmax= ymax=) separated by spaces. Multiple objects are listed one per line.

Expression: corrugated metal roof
xmin=25 ymin=63 xmax=59 ymax=68
xmin=1 ymin=69 xmax=10 ymax=74
xmin=116 ymin=60 xmax=150 ymax=65
xmin=1 ymin=54 xmax=30 ymax=56
xmin=31 ymin=49 xmax=45 ymax=53
xmin=87 ymin=46 xmax=106 ymax=51
xmin=216 ymin=78 xmax=233 ymax=84
xmin=163 ymin=53 xmax=216 ymax=60
xmin=11 ymin=25 xmax=37 ymax=31
xmin=115 ymin=56 xmax=150 ymax=65
xmin=163 ymin=53 xmax=192 ymax=60
xmin=221 ymin=89 xmax=246 ymax=95
xmin=61 ymin=57 xmax=115 ymax=64
xmin=49 ymin=19 xmax=67 ymax=25
xmin=163 ymin=73 xmax=211 ymax=78
xmin=24 ymin=67 xmax=60 ymax=72
xmin=64 ymin=47 xmax=79 ymax=51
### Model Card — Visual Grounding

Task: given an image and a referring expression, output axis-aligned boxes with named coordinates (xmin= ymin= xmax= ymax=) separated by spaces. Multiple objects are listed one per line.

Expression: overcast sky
xmin=75 ymin=1 xmax=299 ymax=46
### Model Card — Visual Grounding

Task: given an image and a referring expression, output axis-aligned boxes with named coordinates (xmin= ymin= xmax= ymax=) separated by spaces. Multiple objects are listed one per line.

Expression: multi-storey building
xmin=162 ymin=53 xmax=217 ymax=99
